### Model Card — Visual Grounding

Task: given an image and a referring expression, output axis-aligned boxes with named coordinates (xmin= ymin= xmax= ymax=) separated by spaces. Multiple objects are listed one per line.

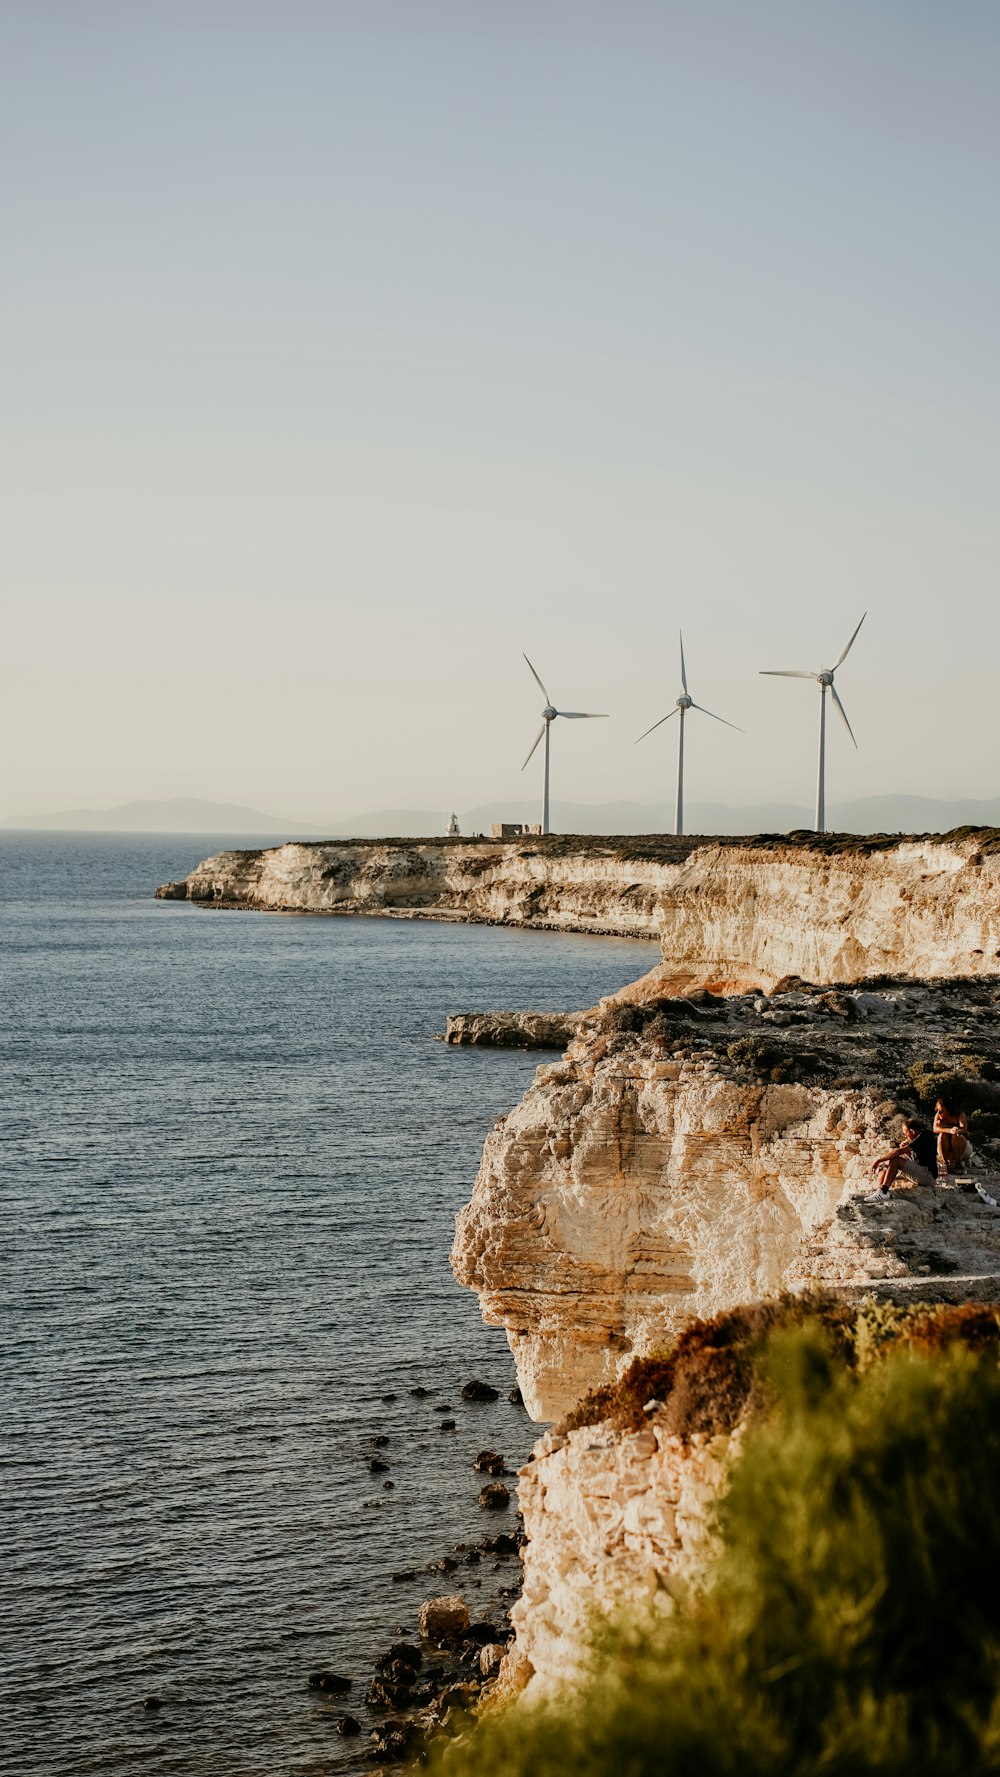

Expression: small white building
xmin=491 ymin=822 xmax=543 ymax=839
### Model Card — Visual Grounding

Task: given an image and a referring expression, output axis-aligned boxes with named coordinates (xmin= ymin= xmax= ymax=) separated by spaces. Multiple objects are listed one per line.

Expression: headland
xmin=155 ymin=827 xmax=1000 ymax=1740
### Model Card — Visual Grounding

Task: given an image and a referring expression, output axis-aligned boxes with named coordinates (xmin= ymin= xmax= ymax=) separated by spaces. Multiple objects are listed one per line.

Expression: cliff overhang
xmin=452 ymin=977 xmax=1000 ymax=1419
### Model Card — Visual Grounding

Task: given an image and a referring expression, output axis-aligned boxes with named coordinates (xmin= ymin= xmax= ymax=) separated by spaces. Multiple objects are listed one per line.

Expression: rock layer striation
xmin=452 ymin=981 xmax=1000 ymax=1418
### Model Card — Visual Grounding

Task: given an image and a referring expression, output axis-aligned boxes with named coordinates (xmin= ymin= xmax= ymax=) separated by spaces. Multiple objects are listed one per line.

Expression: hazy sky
xmin=3 ymin=1 xmax=998 ymax=822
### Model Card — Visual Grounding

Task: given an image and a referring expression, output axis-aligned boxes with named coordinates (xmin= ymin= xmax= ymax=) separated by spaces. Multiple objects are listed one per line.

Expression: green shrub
xmin=436 ymin=1321 xmax=1000 ymax=1777
xmin=908 ymin=1060 xmax=1000 ymax=1115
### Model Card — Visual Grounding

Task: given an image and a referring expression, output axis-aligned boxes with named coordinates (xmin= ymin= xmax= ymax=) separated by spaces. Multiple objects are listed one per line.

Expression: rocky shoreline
xmin=297 ymin=1377 xmax=532 ymax=1771
xmin=155 ymin=829 xmax=1000 ymax=1752
xmin=326 ymin=1500 xmax=527 ymax=1766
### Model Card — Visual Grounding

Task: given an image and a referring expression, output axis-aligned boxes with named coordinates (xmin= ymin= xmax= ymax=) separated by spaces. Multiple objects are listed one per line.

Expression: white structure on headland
xmin=491 ymin=822 xmax=543 ymax=839
xmin=760 ymin=614 xmax=865 ymax=833
xmin=520 ymin=654 xmax=607 ymax=835
xmin=635 ymin=632 xmax=742 ymax=837
xmin=446 ymin=812 xmax=460 ymax=836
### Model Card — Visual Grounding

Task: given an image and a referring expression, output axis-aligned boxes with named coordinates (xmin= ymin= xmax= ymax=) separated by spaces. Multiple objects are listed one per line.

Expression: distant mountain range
xmin=5 ymin=792 xmax=1000 ymax=837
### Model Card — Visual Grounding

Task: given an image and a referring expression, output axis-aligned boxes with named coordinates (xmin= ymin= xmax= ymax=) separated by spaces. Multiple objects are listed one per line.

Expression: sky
xmin=2 ymin=1 xmax=998 ymax=824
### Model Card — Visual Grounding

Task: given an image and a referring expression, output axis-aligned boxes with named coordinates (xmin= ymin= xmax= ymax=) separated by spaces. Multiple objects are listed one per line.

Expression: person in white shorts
xmin=869 ymin=1117 xmax=939 ymax=1195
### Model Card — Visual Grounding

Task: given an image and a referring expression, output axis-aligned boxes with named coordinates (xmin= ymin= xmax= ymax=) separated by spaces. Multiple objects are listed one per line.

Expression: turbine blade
xmin=691 ymin=703 xmax=744 ymax=732
xmin=679 ymin=630 xmax=688 ymax=695
xmin=555 ymin=710 xmax=608 ymax=719
xmin=635 ymin=709 xmax=678 ymax=743
xmin=759 ymin=670 xmax=820 ymax=679
xmin=830 ymin=684 xmax=858 ymax=747
xmin=832 ymin=612 xmax=866 ymax=670
xmin=521 ymin=724 xmax=546 ymax=769
xmin=522 ymin=653 xmax=551 ymax=703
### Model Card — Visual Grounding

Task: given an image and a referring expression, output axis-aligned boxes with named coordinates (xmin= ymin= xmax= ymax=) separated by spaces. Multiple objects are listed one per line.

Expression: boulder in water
xmin=478 ymin=1482 xmax=510 ymax=1510
xmin=461 ymin=1379 xmax=499 ymax=1402
xmin=418 ymin=1594 xmax=470 ymax=1643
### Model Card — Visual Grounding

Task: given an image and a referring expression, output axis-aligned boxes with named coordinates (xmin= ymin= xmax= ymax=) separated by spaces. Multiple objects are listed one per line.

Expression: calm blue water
xmin=1 ymin=834 xmax=653 ymax=1777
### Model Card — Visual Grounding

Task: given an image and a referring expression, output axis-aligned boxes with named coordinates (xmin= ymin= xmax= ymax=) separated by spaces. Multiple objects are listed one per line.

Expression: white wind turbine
xmin=521 ymin=654 xmax=608 ymax=835
xmin=635 ymin=632 xmax=743 ymax=837
xmin=760 ymin=613 xmax=865 ymax=833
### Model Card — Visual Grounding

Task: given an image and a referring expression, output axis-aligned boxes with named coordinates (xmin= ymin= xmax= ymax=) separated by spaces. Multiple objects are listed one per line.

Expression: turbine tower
xmin=635 ymin=632 xmax=743 ymax=837
xmin=521 ymin=654 xmax=607 ymax=835
xmin=760 ymin=614 xmax=865 ymax=833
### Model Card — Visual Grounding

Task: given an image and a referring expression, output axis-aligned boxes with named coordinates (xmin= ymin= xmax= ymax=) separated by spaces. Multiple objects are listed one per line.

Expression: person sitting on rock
xmin=870 ymin=1117 xmax=938 ymax=1195
xmin=934 ymin=1096 xmax=969 ymax=1176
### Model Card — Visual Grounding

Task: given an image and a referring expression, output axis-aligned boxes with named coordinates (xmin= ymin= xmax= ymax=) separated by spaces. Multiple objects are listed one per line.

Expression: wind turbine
xmin=760 ymin=614 xmax=865 ymax=833
xmin=521 ymin=655 xmax=607 ymax=835
xmin=635 ymin=632 xmax=743 ymax=837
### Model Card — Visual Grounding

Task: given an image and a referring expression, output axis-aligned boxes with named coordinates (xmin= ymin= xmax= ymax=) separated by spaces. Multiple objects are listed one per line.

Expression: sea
xmin=1 ymin=833 xmax=654 ymax=1777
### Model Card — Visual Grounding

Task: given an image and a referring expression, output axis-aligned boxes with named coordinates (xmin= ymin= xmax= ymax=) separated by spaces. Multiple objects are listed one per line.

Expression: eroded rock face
xmin=452 ymin=983 xmax=1000 ymax=1419
xmin=156 ymin=833 xmax=1000 ymax=984
xmin=512 ymin=1419 xmax=730 ymax=1697
xmin=509 ymin=1299 xmax=1000 ymax=1698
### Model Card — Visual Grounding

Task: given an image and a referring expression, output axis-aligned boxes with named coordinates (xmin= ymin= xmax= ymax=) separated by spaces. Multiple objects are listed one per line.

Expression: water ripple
xmin=2 ymin=833 xmax=653 ymax=1774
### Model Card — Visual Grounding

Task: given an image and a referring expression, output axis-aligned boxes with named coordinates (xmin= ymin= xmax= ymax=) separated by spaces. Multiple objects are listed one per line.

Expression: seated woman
xmin=870 ymin=1116 xmax=938 ymax=1195
xmin=934 ymin=1096 xmax=969 ymax=1175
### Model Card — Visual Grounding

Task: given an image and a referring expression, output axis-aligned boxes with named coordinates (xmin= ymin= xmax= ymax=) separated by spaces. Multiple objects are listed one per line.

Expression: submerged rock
xmin=307 ymin=1671 xmax=351 ymax=1693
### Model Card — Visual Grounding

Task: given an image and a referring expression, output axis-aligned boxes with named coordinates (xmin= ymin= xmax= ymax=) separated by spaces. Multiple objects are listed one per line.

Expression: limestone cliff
xmin=452 ymin=981 xmax=1000 ymax=1419
xmin=157 ymin=830 xmax=1000 ymax=985
xmin=507 ymin=1300 xmax=1000 ymax=1700
xmin=513 ymin=1413 xmax=729 ymax=1697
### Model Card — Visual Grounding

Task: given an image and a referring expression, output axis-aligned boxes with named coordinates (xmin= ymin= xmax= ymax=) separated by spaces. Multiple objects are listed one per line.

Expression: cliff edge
xmin=452 ymin=979 xmax=1000 ymax=1418
xmin=157 ymin=830 xmax=1000 ymax=987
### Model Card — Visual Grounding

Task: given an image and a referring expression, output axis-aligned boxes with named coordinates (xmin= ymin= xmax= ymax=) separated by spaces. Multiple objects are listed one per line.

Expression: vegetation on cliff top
xmin=557 ymin=1296 xmax=1000 ymax=1437
xmin=437 ymin=1305 xmax=1000 ymax=1777
xmin=187 ymin=825 xmax=1000 ymax=867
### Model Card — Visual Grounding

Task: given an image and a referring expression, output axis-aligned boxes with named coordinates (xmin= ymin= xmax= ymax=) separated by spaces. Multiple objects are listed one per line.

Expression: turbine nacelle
xmin=543 ymin=706 xmax=557 ymax=720
xmin=819 ymin=670 xmax=834 ymax=686
xmin=677 ymin=694 xmax=693 ymax=710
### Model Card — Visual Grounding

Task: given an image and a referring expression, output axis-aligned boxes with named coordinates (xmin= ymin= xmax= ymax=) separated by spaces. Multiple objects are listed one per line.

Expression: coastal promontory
xmin=158 ymin=829 xmax=1000 ymax=986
